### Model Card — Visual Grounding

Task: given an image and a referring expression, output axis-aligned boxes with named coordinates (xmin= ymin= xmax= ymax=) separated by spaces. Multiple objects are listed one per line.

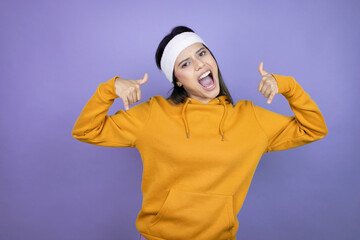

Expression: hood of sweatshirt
xmin=182 ymin=95 xmax=230 ymax=141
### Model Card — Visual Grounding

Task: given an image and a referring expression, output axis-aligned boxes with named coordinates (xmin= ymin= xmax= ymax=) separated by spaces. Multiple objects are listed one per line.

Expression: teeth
xmin=199 ymin=70 xmax=211 ymax=80
xmin=203 ymin=83 xmax=214 ymax=89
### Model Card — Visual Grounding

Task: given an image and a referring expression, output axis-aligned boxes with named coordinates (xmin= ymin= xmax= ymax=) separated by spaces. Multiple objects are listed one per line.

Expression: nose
xmin=193 ymin=57 xmax=205 ymax=70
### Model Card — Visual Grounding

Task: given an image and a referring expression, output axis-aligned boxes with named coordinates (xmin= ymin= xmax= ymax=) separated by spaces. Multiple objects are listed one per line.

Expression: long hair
xmin=155 ymin=26 xmax=234 ymax=105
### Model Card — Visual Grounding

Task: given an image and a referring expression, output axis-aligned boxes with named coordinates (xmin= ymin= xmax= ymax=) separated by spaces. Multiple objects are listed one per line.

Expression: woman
xmin=72 ymin=26 xmax=328 ymax=240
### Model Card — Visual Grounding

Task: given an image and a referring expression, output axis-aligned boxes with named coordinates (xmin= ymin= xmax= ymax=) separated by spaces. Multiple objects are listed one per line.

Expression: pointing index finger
xmin=122 ymin=97 xmax=129 ymax=111
xmin=267 ymin=91 xmax=275 ymax=104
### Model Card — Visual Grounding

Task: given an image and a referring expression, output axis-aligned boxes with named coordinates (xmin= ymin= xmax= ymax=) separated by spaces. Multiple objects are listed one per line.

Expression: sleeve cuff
xmin=98 ymin=76 xmax=120 ymax=100
xmin=270 ymin=73 xmax=296 ymax=95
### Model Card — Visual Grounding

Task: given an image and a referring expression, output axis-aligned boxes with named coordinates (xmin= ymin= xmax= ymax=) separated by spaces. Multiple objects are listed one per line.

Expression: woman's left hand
xmin=257 ymin=62 xmax=279 ymax=104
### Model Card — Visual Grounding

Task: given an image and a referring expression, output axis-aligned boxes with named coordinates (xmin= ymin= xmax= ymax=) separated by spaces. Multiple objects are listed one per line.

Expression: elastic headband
xmin=160 ymin=32 xmax=206 ymax=83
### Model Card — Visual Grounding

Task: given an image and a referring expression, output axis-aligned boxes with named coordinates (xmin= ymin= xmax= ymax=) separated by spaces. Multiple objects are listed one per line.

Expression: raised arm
xmin=71 ymin=75 xmax=151 ymax=148
xmin=252 ymin=73 xmax=328 ymax=154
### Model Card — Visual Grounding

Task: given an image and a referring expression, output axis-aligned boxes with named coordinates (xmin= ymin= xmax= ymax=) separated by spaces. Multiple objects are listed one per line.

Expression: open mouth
xmin=198 ymin=71 xmax=215 ymax=89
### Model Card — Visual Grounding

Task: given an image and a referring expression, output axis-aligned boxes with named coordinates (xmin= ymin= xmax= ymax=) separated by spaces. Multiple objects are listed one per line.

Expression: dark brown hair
xmin=155 ymin=26 xmax=234 ymax=105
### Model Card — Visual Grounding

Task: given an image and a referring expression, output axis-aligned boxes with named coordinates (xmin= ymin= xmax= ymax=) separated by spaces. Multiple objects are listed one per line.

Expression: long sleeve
xmin=71 ymin=76 xmax=152 ymax=148
xmin=251 ymin=74 xmax=328 ymax=154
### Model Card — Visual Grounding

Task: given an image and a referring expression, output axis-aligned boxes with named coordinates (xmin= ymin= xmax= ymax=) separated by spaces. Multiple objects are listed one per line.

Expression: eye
xmin=182 ymin=62 xmax=189 ymax=68
xmin=181 ymin=50 xmax=206 ymax=68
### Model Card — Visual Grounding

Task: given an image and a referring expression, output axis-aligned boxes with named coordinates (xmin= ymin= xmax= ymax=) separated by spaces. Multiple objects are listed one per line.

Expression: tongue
xmin=199 ymin=75 xmax=213 ymax=87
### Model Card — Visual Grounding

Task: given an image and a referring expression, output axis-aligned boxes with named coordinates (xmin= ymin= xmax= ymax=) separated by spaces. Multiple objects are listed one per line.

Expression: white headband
xmin=160 ymin=32 xmax=206 ymax=83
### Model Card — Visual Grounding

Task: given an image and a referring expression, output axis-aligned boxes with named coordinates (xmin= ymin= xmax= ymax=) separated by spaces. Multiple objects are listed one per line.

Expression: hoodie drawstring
xmin=181 ymin=97 xmax=227 ymax=141
xmin=218 ymin=97 xmax=227 ymax=141
xmin=182 ymin=98 xmax=191 ymax=139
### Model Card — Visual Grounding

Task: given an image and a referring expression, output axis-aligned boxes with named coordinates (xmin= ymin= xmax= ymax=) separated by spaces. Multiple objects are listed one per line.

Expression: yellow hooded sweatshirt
xmin=72 ymin=74 xmax=328 ymax=240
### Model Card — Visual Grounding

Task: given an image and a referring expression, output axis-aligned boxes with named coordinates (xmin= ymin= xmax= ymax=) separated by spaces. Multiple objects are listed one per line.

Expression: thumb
xmin=137 ymin=73 xmax=148 ymax=85
xmin=258 ymin=62 xmax=269 ymax=76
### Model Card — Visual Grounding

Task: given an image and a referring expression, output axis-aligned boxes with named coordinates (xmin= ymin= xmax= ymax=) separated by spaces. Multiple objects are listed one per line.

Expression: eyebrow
xmin=177 ymin=47 xmax=206 ymax=67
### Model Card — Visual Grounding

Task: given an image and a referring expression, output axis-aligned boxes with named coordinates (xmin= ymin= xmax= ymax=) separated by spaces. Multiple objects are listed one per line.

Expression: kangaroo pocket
xmin=148 ymin=188 xmax=235 ymax=240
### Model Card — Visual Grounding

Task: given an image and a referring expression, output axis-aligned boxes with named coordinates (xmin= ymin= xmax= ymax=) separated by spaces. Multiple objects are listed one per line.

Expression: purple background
xmin=1 ymin=0 xmax=359 ymax=239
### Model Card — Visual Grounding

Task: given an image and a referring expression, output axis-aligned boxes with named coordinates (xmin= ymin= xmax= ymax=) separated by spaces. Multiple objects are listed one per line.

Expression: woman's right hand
xmin=114 ymin=73 xmax=148 ymax=111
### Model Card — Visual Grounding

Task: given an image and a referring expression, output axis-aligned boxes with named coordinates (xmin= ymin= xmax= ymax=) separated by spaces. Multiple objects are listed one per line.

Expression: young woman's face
xmin=174 ymin=42 xmax=220 ymax=104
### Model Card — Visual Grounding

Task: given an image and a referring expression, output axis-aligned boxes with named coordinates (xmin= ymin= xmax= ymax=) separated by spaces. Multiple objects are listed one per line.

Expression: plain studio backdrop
xmin=0 ymin=0 xmax=359 ymax=239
